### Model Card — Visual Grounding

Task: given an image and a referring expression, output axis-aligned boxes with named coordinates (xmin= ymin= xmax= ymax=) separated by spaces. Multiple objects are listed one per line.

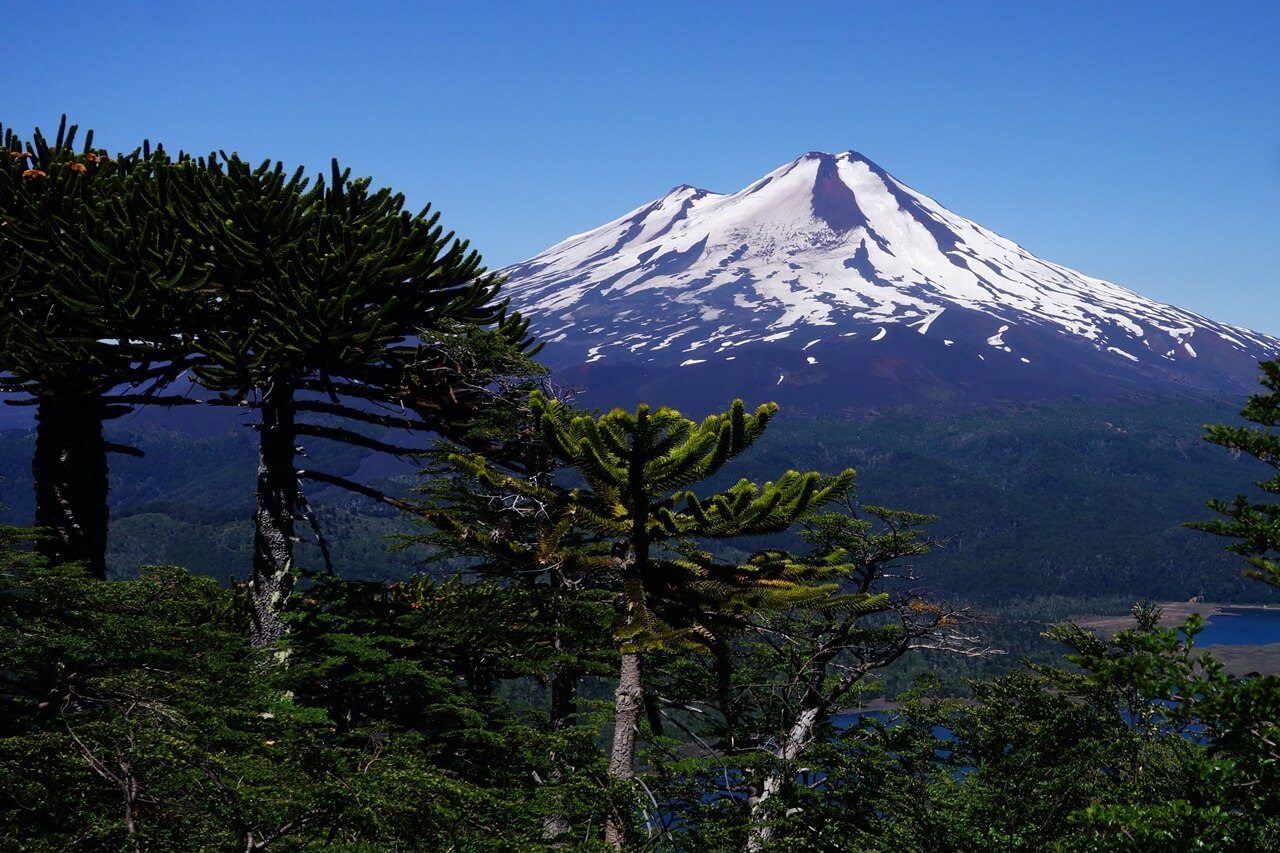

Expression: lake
xmin=1196 ymin=606 xmax=1280 ymax=646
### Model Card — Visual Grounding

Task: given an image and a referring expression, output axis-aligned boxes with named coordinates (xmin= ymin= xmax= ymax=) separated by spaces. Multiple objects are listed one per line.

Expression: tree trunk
xmin=743 ymin=704 xmax=822 ymax=853
xmin=744 ymin=643 xmax=845 ymax=852
xmin=250 ymin=380 xmax=297 ymax=647
xmin=548 ymin=563 xmax=580 ymax=731
xmin=542 ymin=665 xmax=579 ymax=843
xmin=542 ymin=561 xmax=581 ymax=845
xmin=550 ymin=669 xmax=579 ymax=732
xmin=33 ymin=395 xmax=109 ymax=579
xmin=604 ymin=649 xmax=642 ymax=850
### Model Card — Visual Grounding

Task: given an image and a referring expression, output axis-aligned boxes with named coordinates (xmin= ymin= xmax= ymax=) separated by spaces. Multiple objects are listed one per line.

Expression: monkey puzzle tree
xmin=175 ymin=153 xmax=534 ymax=645
xmin=0 ymin=118 xmax=202 ymax=577
xmin=528 ymin=393 xmax=854 ymax=849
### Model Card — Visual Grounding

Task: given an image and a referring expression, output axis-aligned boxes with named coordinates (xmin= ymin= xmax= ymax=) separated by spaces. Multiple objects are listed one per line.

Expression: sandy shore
xmin=1073 ymin=602 xmax=1219 ymax=634
xmin=1070 ymin=601 xmax=1280 ymax=635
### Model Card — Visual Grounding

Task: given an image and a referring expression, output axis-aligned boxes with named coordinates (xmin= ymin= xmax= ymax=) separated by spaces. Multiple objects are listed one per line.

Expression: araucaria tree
xmin=530 ymin=393 xmax=853 ymax=849
xmin=177 ymin=154 xmax=533 ymax=645
xmin=0 ymin=119 xmax=200 ymax=577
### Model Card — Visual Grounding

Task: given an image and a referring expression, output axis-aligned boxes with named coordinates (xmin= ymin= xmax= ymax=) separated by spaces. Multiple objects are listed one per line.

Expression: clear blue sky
xmin=6 ymin=1 xmax=1278 ymax=333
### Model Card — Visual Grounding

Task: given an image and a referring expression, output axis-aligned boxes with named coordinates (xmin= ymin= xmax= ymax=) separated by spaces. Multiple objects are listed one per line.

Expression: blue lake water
xmin=1195 ymin=607 xmax=1280 ymax=646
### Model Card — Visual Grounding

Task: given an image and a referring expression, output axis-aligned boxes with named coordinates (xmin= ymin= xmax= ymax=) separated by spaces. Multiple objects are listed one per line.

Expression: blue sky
xmin=5 ymin=1 xmax=1278 ymax=333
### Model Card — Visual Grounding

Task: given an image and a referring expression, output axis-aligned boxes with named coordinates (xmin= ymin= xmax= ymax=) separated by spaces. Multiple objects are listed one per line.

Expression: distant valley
xmin=1 ymin=393 xmax=1271 ymax=609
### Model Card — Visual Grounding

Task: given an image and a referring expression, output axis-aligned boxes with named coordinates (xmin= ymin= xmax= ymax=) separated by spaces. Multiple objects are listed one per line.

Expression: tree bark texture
xmin=250 ymin=381 xmax=298 ymax=647
xmin=604 ymin=649 xmax=643 ymax=850
xmin=550 ymin=670 xmax=579 ymax=733
xmin=743 ymin=704 xmax=822 ymax=853
xmin=33 ymin=395 xmax=109 ymax=579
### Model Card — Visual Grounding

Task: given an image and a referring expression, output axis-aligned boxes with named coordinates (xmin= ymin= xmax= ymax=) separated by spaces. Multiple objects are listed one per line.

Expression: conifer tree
xmin=1191 ymin=359 xmax=1280 ymax=590
xmin=737 ymin=496 xmax=985 ymax=851
xmin=0 ymin=119 xmax=201 ymax=576
xmin=529 ymin=393 xmax=853 ymax=849
xmin=174 ymin=153 xmax=535 ymax=645
xmin=420 ymin=424 xmax=614 ymax=734
xmin=415 ymin=384 xmax=628 ymax=844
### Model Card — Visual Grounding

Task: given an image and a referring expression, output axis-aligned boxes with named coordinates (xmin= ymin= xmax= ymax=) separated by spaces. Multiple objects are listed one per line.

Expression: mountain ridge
xmin=500 ymin=150 xmax=1276 ymax=414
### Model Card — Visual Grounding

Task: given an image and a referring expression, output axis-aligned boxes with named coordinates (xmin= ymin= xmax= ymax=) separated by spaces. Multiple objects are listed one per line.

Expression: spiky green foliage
xmin=422 ymin=447 xmax=612 ymax=583
xmin=180 ymin=156 xmax=518 ymax=394
xmin=530 ymin=392 xmax=854 ymax=651
xmin=1191 ymin=359 xmax=1280 ymax=590
xmin=524 ymin=394 xmax=854 ymax=848
xmin=1 ymin=118 xmax=201 ymax=576
xmin=166 ymin=152 xmax=540 ymax=643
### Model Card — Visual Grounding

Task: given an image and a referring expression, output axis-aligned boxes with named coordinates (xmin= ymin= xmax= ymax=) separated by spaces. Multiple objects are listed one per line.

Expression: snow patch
xmin=911 ymin=308 xmax=945 ymax=336
xmin=1183 ymin=342 xmax=1197 ymax=358
xmin=1106 ymin=346 xmax=1139 ymax=363
xmin=1217 ymin=331 xmax=1249 ymax=348
xmin=650 ymin=325 xmax=699 ymax=351
xmin=806 ymin=356 xmax=818 ymax=364
xmin=679 ymin=358 xmax=706 ymax=367
xmin=986 ymin=324 xmax=1010 ymax=347
xmin=803 ymin=338 xmax=821 ymax=351
xmin=871 ymin=327 xmax=887 ymax=341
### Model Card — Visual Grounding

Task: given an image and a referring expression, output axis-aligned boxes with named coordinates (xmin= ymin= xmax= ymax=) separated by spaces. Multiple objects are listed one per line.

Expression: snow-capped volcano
xmin=501 ymin=151 xmax=1277 ymax=412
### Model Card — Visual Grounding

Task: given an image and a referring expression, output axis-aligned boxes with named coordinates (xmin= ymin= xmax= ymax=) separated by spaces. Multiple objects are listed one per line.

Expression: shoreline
xmin=1072 ymin=601 xmax=1277 ymax=635
xmin=839 ymin=602 xmax=1280 ymax=714
xmin=1068 ymin=601 xmax=1280 ymax=677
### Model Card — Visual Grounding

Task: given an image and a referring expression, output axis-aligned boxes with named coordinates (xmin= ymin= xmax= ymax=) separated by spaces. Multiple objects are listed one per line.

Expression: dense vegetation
xmin=4 ymin=118 xmax=1280 ymax=850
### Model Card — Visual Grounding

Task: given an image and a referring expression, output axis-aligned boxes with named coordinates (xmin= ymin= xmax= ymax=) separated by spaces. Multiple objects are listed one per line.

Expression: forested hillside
xmin=752 ymin=395 xmax=1276 ymax=603
xmin=4 ymin=393 xmax=1268 ymax=605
